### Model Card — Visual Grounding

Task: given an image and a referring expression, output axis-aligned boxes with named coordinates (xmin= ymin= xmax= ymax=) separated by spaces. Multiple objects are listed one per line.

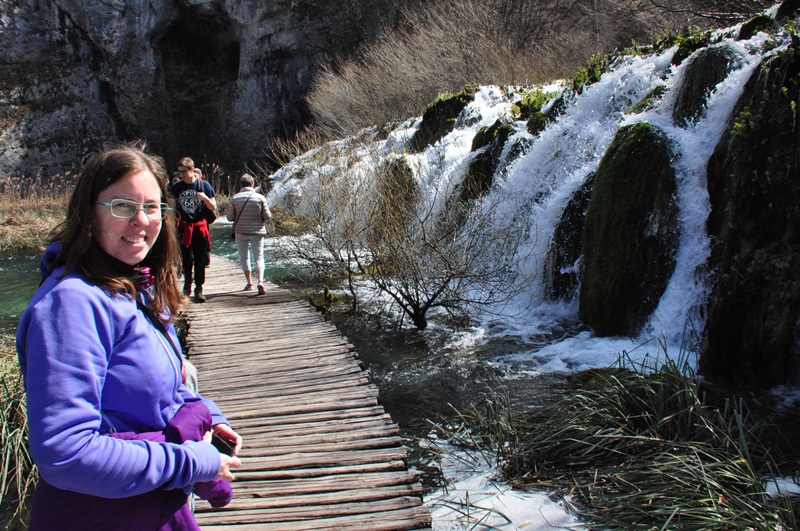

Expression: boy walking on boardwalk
xmin=169 ymin=157 xmax=217 ymax=302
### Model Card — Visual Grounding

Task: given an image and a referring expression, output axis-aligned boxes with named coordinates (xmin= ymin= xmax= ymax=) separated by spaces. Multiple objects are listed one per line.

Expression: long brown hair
xmin=50 ymin=142 xmax=183 ymax=319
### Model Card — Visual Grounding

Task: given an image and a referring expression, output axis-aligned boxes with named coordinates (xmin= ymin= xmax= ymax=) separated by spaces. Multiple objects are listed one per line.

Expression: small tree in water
xmin=275 ymin=133 xmax=535 ymax=329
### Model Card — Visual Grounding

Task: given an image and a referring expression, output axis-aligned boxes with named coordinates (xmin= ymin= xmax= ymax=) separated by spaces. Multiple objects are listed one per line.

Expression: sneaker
xmin=257 ymin=282 xmax=266 ymax=295
xmin=243 ymin=284 xmax=253 ymax=291
xmin=194 ymin=288 xmax=206 ymax=303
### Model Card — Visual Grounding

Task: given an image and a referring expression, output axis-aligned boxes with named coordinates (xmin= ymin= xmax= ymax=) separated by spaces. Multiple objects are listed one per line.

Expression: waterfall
xmin=266 ymin=26 xmax=780 ymax=375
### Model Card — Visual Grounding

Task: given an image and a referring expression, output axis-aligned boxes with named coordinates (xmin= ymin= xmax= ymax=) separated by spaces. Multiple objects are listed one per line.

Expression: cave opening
xmin=159 ymin=6 xmax=240 ymax=168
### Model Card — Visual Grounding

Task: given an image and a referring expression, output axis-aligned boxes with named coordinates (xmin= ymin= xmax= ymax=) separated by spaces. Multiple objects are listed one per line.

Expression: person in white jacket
xmin=226 ymin=173 xmax=272 ymax=294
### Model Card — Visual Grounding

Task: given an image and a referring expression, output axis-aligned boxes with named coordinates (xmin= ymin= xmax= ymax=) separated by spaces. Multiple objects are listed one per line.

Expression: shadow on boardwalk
xmin=182 ymin=256 xmax=432 ymax=530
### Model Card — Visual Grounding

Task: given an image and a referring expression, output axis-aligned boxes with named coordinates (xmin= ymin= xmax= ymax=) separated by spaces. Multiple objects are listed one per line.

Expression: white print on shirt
xmin=178 ymin=190 xmax=202 ymax=216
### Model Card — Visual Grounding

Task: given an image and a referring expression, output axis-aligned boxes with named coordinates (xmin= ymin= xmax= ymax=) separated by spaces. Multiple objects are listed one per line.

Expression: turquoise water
xmin=0 ymin=250 xmax=43 ymax=333
xmin=208 ymin=223 xmax=288 ymax=280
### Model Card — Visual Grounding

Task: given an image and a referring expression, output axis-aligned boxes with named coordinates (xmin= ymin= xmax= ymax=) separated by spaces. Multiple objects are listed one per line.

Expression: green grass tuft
xmin=444 ymin=341 xmax=800 ymax=530
xmin=0 ymin=333 xmax=36 ymax=530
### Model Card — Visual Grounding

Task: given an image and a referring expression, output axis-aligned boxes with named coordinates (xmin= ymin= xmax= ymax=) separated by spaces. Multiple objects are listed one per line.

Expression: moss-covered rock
xmin=670 ymin=30 xmax=715 ymax=67
xmin=526 ymin=112 xmax=550 ymax=136
xmin=570 ymin=54 xmax=609 ymax=94
xmin=776 ymin=0 xmax=800 ymax=20
xmin=579 ymin=123 xmax=679 ymax=337
xmin=544 ymin=173 xmax=595 ymax=301
xmin=408 ymin=86 xmax=477 ymax=153
xmin=511 ymin=88 xmax=556 ymax=121
xmin=672 ymin=43 xmax=743 ymax=126
xmin=738 ymin=13 xmax=777 ymax=41
xmin=701 ymin=40 xmax=800 ymax=389
xmin=465 ymin=120 xmax=515 ymax=201
xmin=376 ymin=154 xmax=419 ymax=228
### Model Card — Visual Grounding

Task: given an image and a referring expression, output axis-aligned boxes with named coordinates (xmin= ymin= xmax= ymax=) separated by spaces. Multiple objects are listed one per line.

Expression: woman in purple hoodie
xmin=16 ymin=143 xmax=242 ymax=530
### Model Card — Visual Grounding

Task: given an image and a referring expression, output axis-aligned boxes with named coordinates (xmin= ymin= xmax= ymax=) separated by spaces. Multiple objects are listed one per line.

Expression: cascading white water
xmin=266 ymin=27 xmax=779 ymax=376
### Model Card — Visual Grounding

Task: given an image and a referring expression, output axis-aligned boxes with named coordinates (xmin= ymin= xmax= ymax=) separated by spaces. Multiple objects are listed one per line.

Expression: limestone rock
xmin=672 ymin=43 xmax=743 ymax=127
xmin=0 ymin=0 xmax=400 ymax=178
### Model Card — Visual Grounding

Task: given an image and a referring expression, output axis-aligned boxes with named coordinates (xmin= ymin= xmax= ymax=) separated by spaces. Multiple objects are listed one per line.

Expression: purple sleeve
xmin=164 ymin=320 xmax=228 ymax=427
xmin=105 ymin=431 xmax=165 ymax=443
xmin=17 ymin=281 xmax=221 ymax=498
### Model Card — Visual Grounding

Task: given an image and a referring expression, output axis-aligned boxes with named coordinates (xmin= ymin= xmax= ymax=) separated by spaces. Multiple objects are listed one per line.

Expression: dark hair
xmin=240 ymin=173 xmax=255 ymax=187
xmin=51 ymin=142 xmax=183 ymax=318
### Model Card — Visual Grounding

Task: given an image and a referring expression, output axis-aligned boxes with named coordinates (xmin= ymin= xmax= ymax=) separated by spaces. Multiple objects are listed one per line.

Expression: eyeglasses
xmin=177 ymin=167 xmax=192 ymax=173
xmin=96 ymin=199 xmax=172 ymax=220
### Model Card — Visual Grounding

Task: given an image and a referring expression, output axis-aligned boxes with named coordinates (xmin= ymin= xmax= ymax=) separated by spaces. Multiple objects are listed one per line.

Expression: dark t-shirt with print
xmin=169 ymin=179 xmax=216 ymax=223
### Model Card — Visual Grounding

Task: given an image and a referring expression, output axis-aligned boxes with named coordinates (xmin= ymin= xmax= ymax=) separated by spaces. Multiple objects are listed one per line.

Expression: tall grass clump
xmin=452 ymin=343 xmax=799 ymax=529
xmin=0 ymin=333 xmax=36 ymax=530
xmin=0 ymin=171 xmax=74 ymax=251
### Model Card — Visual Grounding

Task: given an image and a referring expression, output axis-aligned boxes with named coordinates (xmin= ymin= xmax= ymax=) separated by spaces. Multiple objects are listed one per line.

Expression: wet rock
xmin=0 ymin=0 xmax=401 ymax=176
xmin=579 ymin=123 xmax=679 ymax=337
xmin=544 ymin=173 xmax=595 ymax=301
xmin=408 ymin=87 xmax=476 ymax=153
xmin=701 ymin=43 xmax=800 ymax=389
xmin=672 ymin=43 xmax=743 ymax=126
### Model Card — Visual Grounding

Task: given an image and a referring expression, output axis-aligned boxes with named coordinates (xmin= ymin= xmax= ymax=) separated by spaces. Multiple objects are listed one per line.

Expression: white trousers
xmin=235 ymin=233 xmax=266 ymax=272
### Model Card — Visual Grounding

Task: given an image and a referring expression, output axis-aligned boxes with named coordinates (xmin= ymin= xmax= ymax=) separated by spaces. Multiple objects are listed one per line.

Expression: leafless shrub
xmin=265 ymin=126 xmax=334 ymax=170
xmin=274 ymin=135 xmax=537 ymax=328
xmin=643 ymin=0 xmax=773 ymax=26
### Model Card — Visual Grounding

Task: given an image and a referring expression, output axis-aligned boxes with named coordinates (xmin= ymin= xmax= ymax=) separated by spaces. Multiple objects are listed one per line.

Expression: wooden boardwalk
xmin=181 ymin=256 xmax=432 ymax=530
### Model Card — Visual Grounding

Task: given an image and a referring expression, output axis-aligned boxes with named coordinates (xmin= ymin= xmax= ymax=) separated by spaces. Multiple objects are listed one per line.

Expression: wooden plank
xmin=181 ymin=256 xmax=431 ymax=530
xmin=197 ymin=493 xmax=427 ymax=521
xmin=199 ymin=506 xmax=432 ymax=531
xmin=238 ymin=445 xmax=408 ymax=464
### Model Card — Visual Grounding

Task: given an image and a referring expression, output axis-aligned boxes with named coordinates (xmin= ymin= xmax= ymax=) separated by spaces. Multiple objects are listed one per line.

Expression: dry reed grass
xmin=305 ymin=0 xmax=772 ymax=138
xmin=0 ymin=172 xmax=73 ymax=252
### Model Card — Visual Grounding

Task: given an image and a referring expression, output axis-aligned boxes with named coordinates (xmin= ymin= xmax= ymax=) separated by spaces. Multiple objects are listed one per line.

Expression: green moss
xmin=579 ymin=123 xmax=679 ymax=336
xmin=739 ymin=13 xmax=777 ymax=41
xmin=570 ymin=54 xmax=610 ymax=93
xmin=470 ymin=120 xmax=514 ymax=152
xmin=375 ymin=154 xmax=419 ymax=229
xmin=731 ymin=108 xmax=755 ymax=136
xmin=471 ymin=126 xmax=491 ymax=151
xmin=410 ymin=84 xmax=478 ymax=152
xmin=429 ymin=83 xmax=479 ymax=109
xmin=526 ymin=112 xmax=549 ymax=136
xmin=670 ymin=29 xmax=716 ymax=66
xmin=627 ymin=84 xmax=667 ymax=114
xmin=510 ymin=88 xmax=557 ymax=120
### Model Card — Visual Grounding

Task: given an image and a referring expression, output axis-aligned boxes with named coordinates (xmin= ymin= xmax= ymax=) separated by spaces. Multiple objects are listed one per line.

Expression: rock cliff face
xmin=0 ymin=0 xmax=400 ymax=179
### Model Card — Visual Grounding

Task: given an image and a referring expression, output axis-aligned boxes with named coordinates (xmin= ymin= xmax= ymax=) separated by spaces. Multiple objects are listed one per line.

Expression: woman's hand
xmin=218 ymin=454 xmax=241 ymax=482
xmin=204 ymin=428 xmax=242 ymax=481
xmin=212 ymin=423 xmax=243 ymax=456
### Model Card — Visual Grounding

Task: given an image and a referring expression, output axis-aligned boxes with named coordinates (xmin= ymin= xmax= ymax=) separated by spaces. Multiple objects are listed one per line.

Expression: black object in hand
xmin=212 ymin=434 xmax=235 ymax=456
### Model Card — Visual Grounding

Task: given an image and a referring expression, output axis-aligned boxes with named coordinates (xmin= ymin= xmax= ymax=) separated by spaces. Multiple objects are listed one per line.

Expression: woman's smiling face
xmin=94 ymin=170 xmax=163 ymax=266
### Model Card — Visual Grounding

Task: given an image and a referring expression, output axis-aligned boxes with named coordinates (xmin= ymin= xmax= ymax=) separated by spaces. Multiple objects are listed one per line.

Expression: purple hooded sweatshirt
xmin=16 ymin=243 xmax=227 ymax=530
